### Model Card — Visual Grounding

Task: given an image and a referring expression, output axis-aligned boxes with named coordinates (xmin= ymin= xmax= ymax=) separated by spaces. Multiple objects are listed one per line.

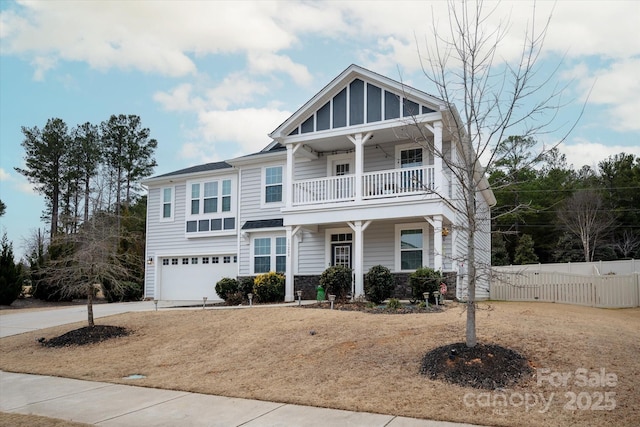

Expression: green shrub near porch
xmin=409 ymin=267 xmax=442 ymax=303
xmin=364 ymin=265 xmax=394 ymax=304
xmin=319 ymin=265 xmax=352 ymax=301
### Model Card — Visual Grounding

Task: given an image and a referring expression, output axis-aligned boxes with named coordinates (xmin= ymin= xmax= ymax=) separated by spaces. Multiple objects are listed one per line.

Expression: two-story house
xmin=142 ymin=64 xmax=495 ymax=302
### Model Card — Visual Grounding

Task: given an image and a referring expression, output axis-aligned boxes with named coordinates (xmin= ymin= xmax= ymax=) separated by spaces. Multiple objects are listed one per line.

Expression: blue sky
xmin=1 ymin=0 xmax=639 ymax=259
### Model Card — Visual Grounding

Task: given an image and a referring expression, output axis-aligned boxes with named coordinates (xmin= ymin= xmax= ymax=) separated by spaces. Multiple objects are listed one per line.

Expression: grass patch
xmin=1 ymin=302 xmax=638 ymax=427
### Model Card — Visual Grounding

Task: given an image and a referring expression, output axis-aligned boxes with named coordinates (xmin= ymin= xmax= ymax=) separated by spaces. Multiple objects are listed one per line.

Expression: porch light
xmin=147 ymin=257 xmax=153 ymax=265
xmin=202 ymin=296 xmax=208 ymax=309
xmin=153 ymin=299 xmax=158 ymax=311
xmin=328 ymin=294 xmax=336 ymax=310
xmin=442 ymin=227 xmax=450 ymax=237
xmin=248 ymin=293 xmax=253 ymax=307
xmin=423 ymin=292 xmax=429 ymax=308
xmin=296 ymin=290 xmax=303 ymax=306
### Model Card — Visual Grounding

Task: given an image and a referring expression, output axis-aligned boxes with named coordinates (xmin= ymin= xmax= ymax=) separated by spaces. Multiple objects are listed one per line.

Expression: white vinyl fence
xmin=490 ymin=271 xmax=640 ymax=308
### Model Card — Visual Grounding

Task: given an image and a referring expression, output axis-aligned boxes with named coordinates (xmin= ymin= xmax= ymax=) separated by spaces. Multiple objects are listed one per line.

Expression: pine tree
xmin=15 ymin=118 xmax=71 ymax=238
xmin=514 ymin=234 xmax=539 ymax=265
xmin=0 ymin=233 xmax=22 ymax=305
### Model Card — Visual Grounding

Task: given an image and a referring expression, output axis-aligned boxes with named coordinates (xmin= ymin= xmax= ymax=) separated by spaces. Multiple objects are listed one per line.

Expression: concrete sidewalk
xmin=1 ymin=371 xmax=480 ymax=427
xmin=0 ymin=301 xmax=486 ymax=426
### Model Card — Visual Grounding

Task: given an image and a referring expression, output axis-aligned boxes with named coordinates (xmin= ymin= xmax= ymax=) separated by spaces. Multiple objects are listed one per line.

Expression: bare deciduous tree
xmin=407 ymin=1 xmax=582 ymax=347
xmin=43 ymin=212 xmax=135 ymax=327
xmin=614 ymin=230 xmax=640 ymax=259
xmin=558 ymin=191 xmax=616 ymax=262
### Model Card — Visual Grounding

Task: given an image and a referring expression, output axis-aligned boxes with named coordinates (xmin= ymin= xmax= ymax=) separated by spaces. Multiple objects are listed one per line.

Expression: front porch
xmin=282 ymin=216 xmax=455 ymax=302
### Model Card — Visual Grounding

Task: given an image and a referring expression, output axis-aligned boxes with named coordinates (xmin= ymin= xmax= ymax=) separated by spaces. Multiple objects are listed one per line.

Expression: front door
xmin=329 ymin=155 xmax=354 ymax=200
xmin=330 ymin=233 xmax=352 ymax=268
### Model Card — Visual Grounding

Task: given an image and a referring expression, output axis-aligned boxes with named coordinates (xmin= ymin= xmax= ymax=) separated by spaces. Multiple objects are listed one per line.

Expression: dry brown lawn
xmin=1 ymin=302 xmax=639 ymax=427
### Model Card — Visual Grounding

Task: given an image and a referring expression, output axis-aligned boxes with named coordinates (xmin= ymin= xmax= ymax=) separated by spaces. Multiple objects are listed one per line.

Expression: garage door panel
xmin=159 ymin=255 xmax=237 ymax=301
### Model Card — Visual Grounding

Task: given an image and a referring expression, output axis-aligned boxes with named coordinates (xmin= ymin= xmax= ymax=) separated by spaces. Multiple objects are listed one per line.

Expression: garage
xmin=158 ymin=254 xmax=237 ymax=301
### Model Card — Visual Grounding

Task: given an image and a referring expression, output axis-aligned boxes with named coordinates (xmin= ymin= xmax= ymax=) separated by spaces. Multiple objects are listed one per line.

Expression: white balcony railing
xmin=292 ymin=166 xmax=448 ymax=206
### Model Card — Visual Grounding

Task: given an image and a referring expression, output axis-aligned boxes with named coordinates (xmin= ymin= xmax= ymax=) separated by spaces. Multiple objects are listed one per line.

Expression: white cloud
xmin=0 ymin=168 xmax=11 ymax=181
xmin=0 ymin=1 xmax=311 ymax=78
xmin=565 ymin=58 xmax=640 ymax=132
xmin=558 ymin=139 xmax=640 ymax=170
xmin=154 ymin=72 xmax=273 ymax=113
xmin=205 ymin=73 xmax=272 ymax=110
xmin=196 ymin=108 xmax=291 ymax=156
xmin=153 ymin=83 xmax=204 ymax=112
xmin=247 ymin=53 xmax=312 ymax=86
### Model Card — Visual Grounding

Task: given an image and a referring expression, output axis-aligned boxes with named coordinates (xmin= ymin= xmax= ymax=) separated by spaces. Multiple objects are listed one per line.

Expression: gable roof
xmin=269 ymin=64 xmax=445 ymax=141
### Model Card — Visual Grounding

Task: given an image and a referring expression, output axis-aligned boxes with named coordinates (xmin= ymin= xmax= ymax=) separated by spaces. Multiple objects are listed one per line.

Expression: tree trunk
xmin=87 ymin=285 xmax=94 ymax=328
xmin=466 ymin=216 xmax=477 ymax=348
xmin=87 ymin=264 xmax=95 ymax=327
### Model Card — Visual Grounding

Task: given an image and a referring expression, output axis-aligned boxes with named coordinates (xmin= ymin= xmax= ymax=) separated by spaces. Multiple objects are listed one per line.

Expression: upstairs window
xmin=191 ymin=183 xmax=200 ymax=214
xmin=264 ymin=166 xmax=283 ymax=204
xmin=186 ymin=177 xmax=236 ymax=235
xmin=222 ymin=179 xmax=232 ymax=212
xmin=204 ymin=182 xmax=218 ymax=213
xmin=161 ymin=187 xmax=173 ymax=221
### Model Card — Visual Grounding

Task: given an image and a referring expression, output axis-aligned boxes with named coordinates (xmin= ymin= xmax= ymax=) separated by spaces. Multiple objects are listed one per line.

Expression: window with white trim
xmin=253 ymin=236 xmax=286 ymax=274
xmin=395 ymin=144 xmax=427 ymax=191
xmin=400 ymin=229 xmax=423 ymax=269
xmin=395 ymin=223 xmax=428 ymax=271
xmin=160 ymin=187 xmax=174 ymax=221
xmin=264 ymin=166 xmax=283 ymax=204
xmin=186 ymin=178 xmax=236 ymax=235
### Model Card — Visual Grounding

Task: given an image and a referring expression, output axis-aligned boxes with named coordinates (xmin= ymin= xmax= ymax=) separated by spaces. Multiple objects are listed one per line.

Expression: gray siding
xmin=297 ymin=227 xmax=326 ymax=273
xmin=145 ymin=174 xmax=239 ymax=298
xmin=363 ymin=221 xmax=394 ymax=270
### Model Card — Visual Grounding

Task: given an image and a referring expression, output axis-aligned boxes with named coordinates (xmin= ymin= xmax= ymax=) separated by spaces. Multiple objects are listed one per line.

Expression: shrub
xmin=409 ymin=267 xmax=442 ymax=304
xmin=215 ymin=277 xmax=239 ymax=301
xmin=225 ymin=290 xmax=244 ymax=306
xmin=31 ymin=279 xmax=73 ymax=302
xmin=364 ymin=264 xmax=395 ymax=304
xmin=239 ymin=277 xmax=255 ymax=297
xmin=253 ymin=272 xmax=285 ymax=303
xmin=0 ymin=234 xmax=23 ymax=306
xmin=386 ymin=298 xmax=401 ymax=310
xmin=319 ymin=265 xmax=352 ymax=301
xmin=102 ymin=280 xmax=143 ymax=303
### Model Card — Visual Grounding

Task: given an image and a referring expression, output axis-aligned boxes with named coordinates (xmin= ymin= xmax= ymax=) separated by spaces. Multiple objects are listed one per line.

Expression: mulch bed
xmin=420 ymin=342 xmax=533 ymax=389
xmin=41 ymin=325 xmax=130 ymax=347
xmin=303 ymin=301 xmax=445 ymax=314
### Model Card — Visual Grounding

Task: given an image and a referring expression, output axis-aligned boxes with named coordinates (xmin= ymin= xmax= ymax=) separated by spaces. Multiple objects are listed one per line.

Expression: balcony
xmin=291 ymin=166 xmax=450 ymax=207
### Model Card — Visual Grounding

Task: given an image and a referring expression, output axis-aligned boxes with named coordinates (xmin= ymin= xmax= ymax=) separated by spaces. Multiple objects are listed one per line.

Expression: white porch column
xmin=347 ymin=133 xmax=372 ymax=202
xmin=433 ymin=121 xmax=443 ymax=195
xmin=425 ymin=215 xmax=443 ymax=272
xmin=285 ymin=225 xmax=301 ymax=302
xmin=347 ymin=220 xmax=371 ymax=298
xmin=286 ymin=144 xmax=294 ymax=208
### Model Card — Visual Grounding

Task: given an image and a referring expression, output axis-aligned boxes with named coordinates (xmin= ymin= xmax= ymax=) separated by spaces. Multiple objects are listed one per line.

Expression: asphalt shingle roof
xmin=152 ymin=161 xmax=232 ymax=179
xmin=241 ymin=219 xmax=284 ymax=230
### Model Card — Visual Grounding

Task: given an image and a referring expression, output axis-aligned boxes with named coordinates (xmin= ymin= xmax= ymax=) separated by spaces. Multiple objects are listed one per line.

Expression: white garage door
xmin=159 ymin=255 xmax=237 ymax=301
